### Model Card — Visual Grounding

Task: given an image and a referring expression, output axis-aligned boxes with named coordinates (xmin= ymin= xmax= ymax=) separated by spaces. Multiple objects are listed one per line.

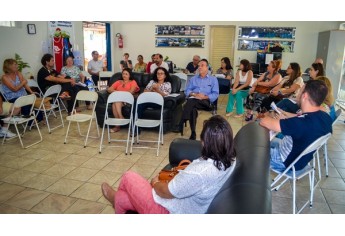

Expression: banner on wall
xmin=48 ymin=21 xmax=75 ymax=72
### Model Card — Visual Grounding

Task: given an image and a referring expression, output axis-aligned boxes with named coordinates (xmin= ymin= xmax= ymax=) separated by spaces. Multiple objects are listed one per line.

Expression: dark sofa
xmin=95 ymin=72 xmax=186 ymax=133
xmin=167 ymin=122 xmax=271 ymax=214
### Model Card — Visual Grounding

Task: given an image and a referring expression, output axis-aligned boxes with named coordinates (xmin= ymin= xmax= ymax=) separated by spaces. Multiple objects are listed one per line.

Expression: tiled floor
xmin=1 ymin=94 xmax=345 ymax=214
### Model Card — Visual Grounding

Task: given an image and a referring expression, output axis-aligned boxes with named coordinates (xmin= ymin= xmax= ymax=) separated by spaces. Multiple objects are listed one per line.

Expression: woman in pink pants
xmin=101 ymin=115 xmax=237 ymax=214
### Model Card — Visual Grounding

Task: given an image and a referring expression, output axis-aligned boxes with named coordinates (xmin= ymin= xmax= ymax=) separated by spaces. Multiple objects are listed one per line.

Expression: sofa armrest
xmin=164 ymin=138 xmax=202 ymax=170
xmin=164 ymin=92 xmax=186 ymax=109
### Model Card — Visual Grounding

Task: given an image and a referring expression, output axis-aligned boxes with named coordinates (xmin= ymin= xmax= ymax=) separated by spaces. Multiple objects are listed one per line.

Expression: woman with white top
xmin=225 ymin=59 xmax=253 ymax=117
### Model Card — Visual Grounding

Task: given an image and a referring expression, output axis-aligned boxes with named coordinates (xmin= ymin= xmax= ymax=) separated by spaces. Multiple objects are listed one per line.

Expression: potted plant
xmin=15 ymin=53 xmax=30 ymax=72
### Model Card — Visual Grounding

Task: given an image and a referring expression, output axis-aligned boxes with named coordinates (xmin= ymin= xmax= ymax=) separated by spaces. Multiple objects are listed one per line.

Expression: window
xmin=0 ymin=21 xmax=16 ymax=27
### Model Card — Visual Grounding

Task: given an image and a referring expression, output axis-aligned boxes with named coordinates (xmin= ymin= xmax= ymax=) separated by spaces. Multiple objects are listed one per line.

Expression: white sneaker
xmin=0 ymin=127 xmax=17 ymax=138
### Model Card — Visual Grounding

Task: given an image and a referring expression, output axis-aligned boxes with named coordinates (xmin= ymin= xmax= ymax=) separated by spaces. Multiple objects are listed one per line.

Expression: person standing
xmin=179 ymin=59 xmax=219 ymax=140
xmin=119 ymin=53 xmax=133 ymax=71
xmin=87 ymin=51 xmax=106 ymax=85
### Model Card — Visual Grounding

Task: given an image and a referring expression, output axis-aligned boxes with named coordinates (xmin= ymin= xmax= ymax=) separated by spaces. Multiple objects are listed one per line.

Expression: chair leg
xmin=99 ymin=122 xmax=106 ymax=153
xmin=292 ymin=178 xmax=296 ymax=214
xmin=84 ymin=119 xmax=93 ymax=148
xmin=324 ymin=143 xmax=329 ymax=177
xmin=64 ymin=121 xmax=72 ymax=144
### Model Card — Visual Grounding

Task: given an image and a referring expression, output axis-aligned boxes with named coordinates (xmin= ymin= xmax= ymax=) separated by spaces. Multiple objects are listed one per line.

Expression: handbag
xmin=254 ymin=85 xmax=271 ymax=94
xmin=158 ymin=159 xmax=191 ymax=183
xmin=34 ymin=97 xmax=52 ymax=109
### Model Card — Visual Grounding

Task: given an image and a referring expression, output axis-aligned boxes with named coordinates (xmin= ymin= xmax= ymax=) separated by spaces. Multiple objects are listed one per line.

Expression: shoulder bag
xmin=158 ymin=159 xmax=191 ymax=183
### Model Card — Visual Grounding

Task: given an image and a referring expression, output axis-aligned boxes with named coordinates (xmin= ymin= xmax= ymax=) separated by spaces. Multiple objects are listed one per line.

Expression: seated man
xmin=260 ymin=79 xmax=332 ymax=171
xmin=183 ymin=55 xmax=200 ymax=74
xmin=0 ymin=96 xmax=19 ymax=138
xmin=87 ymin=50 xmax=106 ymax=85
xmin=37 ymin=53 xmax=77 ymax=116
xmin=150 ymin=54 xmax=169 ymax=73
xmin=179 ymin=59 xmax=219 ymax=140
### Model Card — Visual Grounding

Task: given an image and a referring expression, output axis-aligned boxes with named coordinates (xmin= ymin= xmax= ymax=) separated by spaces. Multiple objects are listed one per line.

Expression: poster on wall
xmin=155 ymin=37 xmax=204 ymax=48
xmin=48 ymin=21 xmax=75 ymax=72
xmin=155 ymin=25 xmax=205 ymax=36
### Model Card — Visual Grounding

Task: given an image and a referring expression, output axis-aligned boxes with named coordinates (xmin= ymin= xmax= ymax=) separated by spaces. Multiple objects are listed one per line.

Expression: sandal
xmin=225 ymin=112 xmax=233 ymax=117
xmin=59 ymin=91 xmax=71 ymax=99
xmin=245 ymin=112 xmax=253 ymax=121
xmin=234 ymin=114 xmax=243 ymax=118
xmin=110 ymin=126 xmax=120 ymax=133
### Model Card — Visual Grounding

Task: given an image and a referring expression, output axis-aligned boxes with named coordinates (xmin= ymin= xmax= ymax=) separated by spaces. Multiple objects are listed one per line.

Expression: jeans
xmin=270 ymin=138 xmax=286 ymax=172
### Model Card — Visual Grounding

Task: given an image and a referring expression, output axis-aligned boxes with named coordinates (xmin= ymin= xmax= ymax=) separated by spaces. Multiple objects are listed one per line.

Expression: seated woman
xmin=216 ymin=57 xmax=233 ymax=79
xmin=106 ymin=68 xmax=139 ymax=133
xmin=260 ymin=62 xmax=304 ymax=112
xmin=1 ymin=58 xmax=36 ymax=117
xmin=101 ymin=115 xmax=236 ymax=214
xmin=60 ymin=56 xmax=92 ymax=111
xmin=133 ymin=55 xmax=147 ymax=73
xmin=134 ymin=67 xmax=171 ymax=135
xmin=245 ymin=60 xmax=282 ymax=121
xmin=317 ymin=76 xmax=336 ymax=120
xmin=225 ymin=59 xmax=252 ymax=118
xmin=276 ymin=62 xmax=325 ymax=113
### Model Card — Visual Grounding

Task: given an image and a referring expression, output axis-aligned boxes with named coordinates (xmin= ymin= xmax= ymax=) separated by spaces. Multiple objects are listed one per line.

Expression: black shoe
xmin=189 ymin=131 xmax=196 ymax=140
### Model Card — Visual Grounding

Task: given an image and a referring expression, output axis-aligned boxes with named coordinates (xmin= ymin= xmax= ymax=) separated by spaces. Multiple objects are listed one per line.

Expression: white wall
xmin=112 ymin=21 xmax=340 ymax=73
xmin=0 ymin=21 xmax=340 ymax=77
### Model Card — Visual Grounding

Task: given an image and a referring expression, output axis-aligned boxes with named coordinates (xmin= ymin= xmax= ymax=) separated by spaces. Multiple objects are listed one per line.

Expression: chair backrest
xmin=26 ymin=78 xmax=43 ymax=96
xmin=44 ymin=84 xmax=62 ymax=98
xmin=333 ymin=109 xmax=342 ymax=125
xmin=99 ymin=71 xmax=114 ymax=80
xmin=13 ymin=94 xmax=36 ymax=108
xmin=107 ymin=91 xmax=134 ymax=105
xmin=81 ymin=71 xmax=91 ymax=78
xmin=136 ymin=92 xmax=164 ymax=106
xmin=173 ymin=73 xmax=187 ymax=81
xmin=76 ymin=90 xmax=98 ymax=102
xmin=280 ymin=133 xmax=331 ymax=173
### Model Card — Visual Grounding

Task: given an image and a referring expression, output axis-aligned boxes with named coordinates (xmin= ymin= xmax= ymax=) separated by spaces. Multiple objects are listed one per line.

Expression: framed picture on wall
xmin=27 ymin=24 xmax=36 ymax=34
xmin=155 ymin=37 xmax=204 ymax=48
xmin=155 ymin=25 xmax=205 ymax=36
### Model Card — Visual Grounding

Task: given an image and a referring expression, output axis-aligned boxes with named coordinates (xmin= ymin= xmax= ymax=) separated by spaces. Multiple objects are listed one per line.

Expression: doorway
xmin=209 ymin=26 xmax=236 ymax=71
xmin=83 ymin=21 xmax=111 ymax=71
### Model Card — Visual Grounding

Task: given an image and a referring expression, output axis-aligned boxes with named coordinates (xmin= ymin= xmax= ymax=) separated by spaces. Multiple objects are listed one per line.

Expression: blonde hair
xmin=316 ymin=76 xmax=334 ymax=106
xmin=270 ymin=60 xmax=282 ymax=73
xmin=3 ymin=58 xmax=17 ymax=74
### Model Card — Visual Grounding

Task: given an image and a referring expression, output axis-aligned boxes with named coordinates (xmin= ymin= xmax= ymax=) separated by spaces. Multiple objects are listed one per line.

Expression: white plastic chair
xmin=26 ymin=78 xmax=43 ymax=97
xmin=319 ymin=109 xmax=342 ymax=177
xmin=174 ymin=73 xmax=188 ymax=91
xmin=31 ymin=85 xmax=64 ymax=134
xmin=271 ymin=133 xmax=331 ymax=214
xmin=130 ymin=92 xmax=164 ymax=156
xmin=99 ymin=71 xmax=114 ymax=81
xmin=99 ymin=91 xmax=134 ymax=154
xmin=1 ymin=94 xmax=43 ymax=148
xmin=64 ymin=90 xmax=99 ymax=148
